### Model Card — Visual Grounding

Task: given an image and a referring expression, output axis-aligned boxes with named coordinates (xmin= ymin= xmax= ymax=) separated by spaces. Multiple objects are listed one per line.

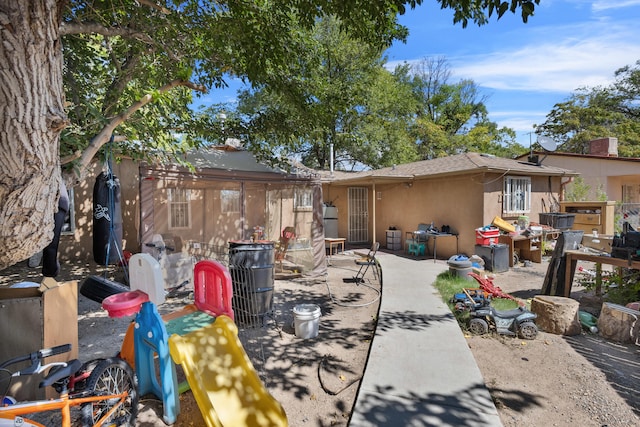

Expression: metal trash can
xmin=228 ymin=241 xmax=275 ymax=327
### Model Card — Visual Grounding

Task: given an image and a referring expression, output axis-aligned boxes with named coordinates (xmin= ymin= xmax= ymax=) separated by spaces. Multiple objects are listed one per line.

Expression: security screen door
xmin=348 ymin=187 xmax=368 ymax=243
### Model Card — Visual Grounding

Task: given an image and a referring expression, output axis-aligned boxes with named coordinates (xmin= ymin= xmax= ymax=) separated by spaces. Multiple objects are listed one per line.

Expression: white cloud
xmin=592 ymin=0 xmax=640 ymax=12
xmin=451 ymin=20 xmax=640 ymax=93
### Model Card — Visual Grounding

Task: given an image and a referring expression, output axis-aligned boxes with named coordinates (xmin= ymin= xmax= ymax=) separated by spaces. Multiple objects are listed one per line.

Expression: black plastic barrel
xmin=228 ymin=241 xmax=275 ymax=326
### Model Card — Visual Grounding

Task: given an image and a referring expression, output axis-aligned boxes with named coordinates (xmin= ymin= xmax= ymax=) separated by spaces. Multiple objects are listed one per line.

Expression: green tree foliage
xmin=535 ymin=60 xmax=640 ymax=156
xmin=226 ymin=17 xmax=418 ymax=170
xmin=58 ymin=0 xmax=540 ymax=177
xmin=59 ymin=0 xmax=415 ymax=177
xmin=564 ymin=176 xmax=591 ymax=202
xmin=407 ymin=57 xmax=524 ymax=159
xmin=0 ymin=0 xmax=540 ymax=268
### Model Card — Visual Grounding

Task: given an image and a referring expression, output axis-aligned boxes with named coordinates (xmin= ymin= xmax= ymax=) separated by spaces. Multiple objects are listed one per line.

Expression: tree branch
xmin=60 ymin=21 xmax=153 ymax=43
xmin=136 ymin=0 xmax=172 ymax=15
xmin=71 ymin=80 xmax=206 ymax=184
xmin=60 ymin=21 xmax=183 ymax=62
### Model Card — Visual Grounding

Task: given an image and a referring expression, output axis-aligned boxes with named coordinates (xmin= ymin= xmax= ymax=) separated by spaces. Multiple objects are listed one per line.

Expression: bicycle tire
xmin=80 ymin=358 xmax=138 ymax=427
xmin=69 ymin=359 xmax=105 ymax=393
xmin=80 ymin=275 xmax=129 ymax=303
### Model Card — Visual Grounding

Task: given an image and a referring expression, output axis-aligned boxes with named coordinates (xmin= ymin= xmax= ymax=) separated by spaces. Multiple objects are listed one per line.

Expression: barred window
xmin=221 ymin=189 xmax=241 ymax=213
xmin=503 ymin=176 xmax=531 ymax=214
xmin=294 ymin=188 xmax=313 ymax=211
xmin=168 ymin=188 xmax=191 ymax=229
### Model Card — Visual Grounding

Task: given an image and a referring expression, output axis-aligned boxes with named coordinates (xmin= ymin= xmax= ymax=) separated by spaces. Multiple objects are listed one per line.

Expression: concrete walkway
xmin=349 ymin=252 xmax=503 ymax=427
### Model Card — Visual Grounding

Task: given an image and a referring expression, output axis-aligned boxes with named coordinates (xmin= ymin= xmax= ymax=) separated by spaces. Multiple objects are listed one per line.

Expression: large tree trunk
xmin=0 ymin=1 xmax=67 ymax=269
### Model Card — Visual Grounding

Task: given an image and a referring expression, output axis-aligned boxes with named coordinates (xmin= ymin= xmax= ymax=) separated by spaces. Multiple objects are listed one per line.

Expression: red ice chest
xmin=475 ymin=227 xmax=500 ymax=245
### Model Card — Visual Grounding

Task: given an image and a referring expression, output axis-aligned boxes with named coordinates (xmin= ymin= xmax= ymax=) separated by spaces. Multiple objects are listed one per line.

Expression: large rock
xmin=531 ymin=295 xmax=581 ymax=336
xmin=597 ymin=302 xmax=640 ymax=344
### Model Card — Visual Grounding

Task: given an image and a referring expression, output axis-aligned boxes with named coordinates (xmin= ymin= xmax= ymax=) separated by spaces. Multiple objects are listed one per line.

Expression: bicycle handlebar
xmin=0 ymin=344 xmax=71 ymax=370
xmin=40 ymin=344 xmax=72 ymax=359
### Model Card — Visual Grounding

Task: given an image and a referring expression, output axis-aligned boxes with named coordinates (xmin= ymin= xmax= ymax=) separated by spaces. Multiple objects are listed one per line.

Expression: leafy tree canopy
xmin=59 ymin=0 xmax=540 ymax=178
xmin=535 ymin=60 xmax=640 ymax=156
xmin=406 ymin=57 xmax=524 ymax=159
xmin=210 ymin=16 xmax=419 ymax=171
xmin=0 ymin=0 xmax=540 ymax=269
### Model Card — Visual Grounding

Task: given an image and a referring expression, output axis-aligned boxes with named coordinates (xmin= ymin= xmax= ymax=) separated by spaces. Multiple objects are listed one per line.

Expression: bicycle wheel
xmin=80 ymin=358 xmax=138 ymax=427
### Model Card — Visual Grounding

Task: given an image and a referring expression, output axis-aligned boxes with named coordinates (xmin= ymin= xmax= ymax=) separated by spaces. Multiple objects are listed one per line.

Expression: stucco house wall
xmin=535 ymin=154 xmax=640 ymax=202
xmin=323 ymin=173 xmax=564 ymax=258
xmin=321 ymin=153 xmax=574 ymax=259
xmin=57 ymin=148 xmax=326 ymax=275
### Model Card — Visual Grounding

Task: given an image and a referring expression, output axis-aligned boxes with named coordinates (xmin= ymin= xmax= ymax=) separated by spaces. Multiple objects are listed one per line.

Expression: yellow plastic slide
xmin=168 ymin=315 xmax=288 ymax=427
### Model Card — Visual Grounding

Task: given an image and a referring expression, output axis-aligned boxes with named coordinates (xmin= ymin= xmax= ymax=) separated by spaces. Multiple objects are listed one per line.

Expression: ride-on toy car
xmin=451 ymin=288 xmax=490 ymax=312
xmin=468 ymin=304 xmax=538 ymax=340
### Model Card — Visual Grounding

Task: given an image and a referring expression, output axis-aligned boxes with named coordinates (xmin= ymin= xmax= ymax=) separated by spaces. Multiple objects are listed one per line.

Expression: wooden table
xmin=498 ymin=234 xmax=542 ymax=267
xmin=564 ymin=250 xmax=640 ymax=297
xmin=325 ymin=237 xmax=346 ymax=255
xmin=325 ymin=237 xmax=346 ymax=266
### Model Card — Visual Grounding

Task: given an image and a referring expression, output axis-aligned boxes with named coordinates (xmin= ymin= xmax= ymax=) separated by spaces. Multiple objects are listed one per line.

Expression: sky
xmin=201 ymin=0 xmax=640 ymax=148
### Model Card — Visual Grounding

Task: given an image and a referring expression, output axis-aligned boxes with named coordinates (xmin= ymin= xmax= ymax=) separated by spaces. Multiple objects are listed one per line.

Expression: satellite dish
xmin=537 ymin=136 xmax=557 ymax=152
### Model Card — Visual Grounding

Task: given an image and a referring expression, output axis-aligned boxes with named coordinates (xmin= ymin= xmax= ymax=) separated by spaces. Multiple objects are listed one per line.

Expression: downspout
xmin=560 ymin=176 xmax=574 ymax=202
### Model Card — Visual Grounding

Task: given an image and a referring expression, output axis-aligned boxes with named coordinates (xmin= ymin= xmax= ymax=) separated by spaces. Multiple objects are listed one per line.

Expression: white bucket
xmin=293 ymin=304 xmax=321 ymax=339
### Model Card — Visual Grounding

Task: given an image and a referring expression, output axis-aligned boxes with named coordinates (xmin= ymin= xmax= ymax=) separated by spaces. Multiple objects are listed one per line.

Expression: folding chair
xmin=353 ymin=242 xmax=380 ymax=283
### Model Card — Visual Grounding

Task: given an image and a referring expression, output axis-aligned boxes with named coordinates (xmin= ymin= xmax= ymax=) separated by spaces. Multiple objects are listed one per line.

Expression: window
xmin=221 ymin=189 xmax=240 ymax=213
xmin=503 ymin=176 xmax=531 ymax=214
xmin=294 ymin=188 xmax=313 ymax=211
xmin=168 ymin=188 xmax=191 ymax=229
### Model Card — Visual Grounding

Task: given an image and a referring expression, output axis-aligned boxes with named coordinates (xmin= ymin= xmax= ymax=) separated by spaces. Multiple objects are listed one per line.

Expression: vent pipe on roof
xmin=330 ymin=143 xmax=334 ymax=176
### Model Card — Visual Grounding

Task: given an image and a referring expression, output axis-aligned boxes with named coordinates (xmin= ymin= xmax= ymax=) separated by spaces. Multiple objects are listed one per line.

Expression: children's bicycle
xmin=0 ymin=344 xmax=138 ymax=427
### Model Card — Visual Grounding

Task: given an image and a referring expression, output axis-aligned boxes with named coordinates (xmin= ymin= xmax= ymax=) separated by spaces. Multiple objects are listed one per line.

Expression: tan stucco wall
xmin=481 ymin=173 xmax=563 ymax=226
xmin=322 ymin=173 xmax=564 ymax=258
xmin=145 ymin=179 xmax=313 ymax=244
xmin=542 ymin=155 xmax=640 ymax=201
xmin=55 ymin=158 xmax=322 ymax=273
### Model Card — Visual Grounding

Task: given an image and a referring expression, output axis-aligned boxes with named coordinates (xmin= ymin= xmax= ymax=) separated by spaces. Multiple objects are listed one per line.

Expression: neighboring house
xmin=320 ymin=152 xmax=578 ymax=258
xmin=58 ymin=145 xmax=327 ymax=276
xmin=519 ymin=137 xmax=640 ymax=229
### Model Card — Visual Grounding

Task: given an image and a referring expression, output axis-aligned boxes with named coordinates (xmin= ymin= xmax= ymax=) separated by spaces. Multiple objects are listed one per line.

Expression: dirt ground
xmin=1 ymin=251 xmax=639 ymax=427
xmin=466 ymin=257 xmax=640 ymax=427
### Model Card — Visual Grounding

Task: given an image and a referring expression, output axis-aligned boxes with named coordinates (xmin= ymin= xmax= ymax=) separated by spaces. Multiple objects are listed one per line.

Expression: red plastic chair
xmin=194 ymin=259 xmax=235 ymax=321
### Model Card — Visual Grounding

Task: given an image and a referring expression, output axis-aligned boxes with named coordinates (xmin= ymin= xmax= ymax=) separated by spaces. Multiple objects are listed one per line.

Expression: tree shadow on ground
xmin=374 ymin=310 xmax=454 ymax=333
xmin=564 ymin=333 xmax=640 ymax=416
xmin=233 ymin=258 xmax=381 ymax=425
xmin=350 ymin=382 xmax=542 ymax=426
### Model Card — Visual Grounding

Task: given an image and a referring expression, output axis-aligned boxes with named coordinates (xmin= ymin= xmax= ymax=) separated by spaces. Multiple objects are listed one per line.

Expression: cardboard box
xmin=0 ymin=278 xmax=78 ymax=400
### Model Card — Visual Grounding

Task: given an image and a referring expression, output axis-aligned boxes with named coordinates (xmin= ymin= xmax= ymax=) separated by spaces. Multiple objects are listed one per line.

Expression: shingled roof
xmin=319 ymin=152 xmax=578 ymax=185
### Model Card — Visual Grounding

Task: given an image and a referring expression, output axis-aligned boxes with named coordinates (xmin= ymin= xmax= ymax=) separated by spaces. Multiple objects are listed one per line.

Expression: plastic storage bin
xmin=475 ymin=227 xmax=500 ymax=245
xmin=539 ymin=213 xmax=576 ymax=229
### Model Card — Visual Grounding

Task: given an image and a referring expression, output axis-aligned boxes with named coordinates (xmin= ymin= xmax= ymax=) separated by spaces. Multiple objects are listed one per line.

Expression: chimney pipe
xmin=330 ymin=143 xmax=334 ymax=176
